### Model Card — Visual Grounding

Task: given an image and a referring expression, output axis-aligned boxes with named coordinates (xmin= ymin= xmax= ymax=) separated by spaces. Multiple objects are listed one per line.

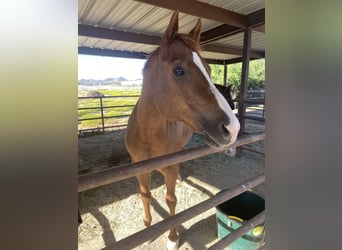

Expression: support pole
xmin=237 ymin=27 xmax=252 ymax=156
xmin=223 ymin=61 xmax=228 ymax=86
xmin=238 ymin=26 xmax=252 ymax=134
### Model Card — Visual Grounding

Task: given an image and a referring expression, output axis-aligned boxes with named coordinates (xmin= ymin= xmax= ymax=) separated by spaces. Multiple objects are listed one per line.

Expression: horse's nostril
xmin=220 ymin=122 xmax=230 ymax=136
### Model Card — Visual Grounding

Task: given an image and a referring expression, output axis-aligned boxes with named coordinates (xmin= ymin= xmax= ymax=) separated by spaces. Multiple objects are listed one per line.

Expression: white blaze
xmin=192 ymin=51 xmax=240 ymax=143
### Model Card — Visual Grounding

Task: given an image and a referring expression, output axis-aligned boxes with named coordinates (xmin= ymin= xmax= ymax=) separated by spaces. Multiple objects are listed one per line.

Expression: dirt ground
xmin=78 ymin=121 xmax=265 ymax=250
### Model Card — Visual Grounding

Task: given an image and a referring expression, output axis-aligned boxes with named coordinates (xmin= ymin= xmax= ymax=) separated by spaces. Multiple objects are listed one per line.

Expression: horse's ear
xmin=161 ymin=10 xmax=179 ymax=46
xmin=189 ymin=18 xmax=202 ymax=43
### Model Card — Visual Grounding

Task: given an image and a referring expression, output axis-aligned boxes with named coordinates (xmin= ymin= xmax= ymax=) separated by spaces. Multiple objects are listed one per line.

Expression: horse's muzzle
xmin=202 ymin=119 xmax=240 ymax=148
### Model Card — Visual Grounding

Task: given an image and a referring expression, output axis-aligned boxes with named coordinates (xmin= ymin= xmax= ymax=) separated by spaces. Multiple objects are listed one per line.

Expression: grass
xmin=78 ymin=88 xmax=141 ymax=130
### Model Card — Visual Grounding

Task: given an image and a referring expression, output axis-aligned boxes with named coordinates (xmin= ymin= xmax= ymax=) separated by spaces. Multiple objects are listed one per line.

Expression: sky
xmin=78 ymin=54 xmax=147 ymax=80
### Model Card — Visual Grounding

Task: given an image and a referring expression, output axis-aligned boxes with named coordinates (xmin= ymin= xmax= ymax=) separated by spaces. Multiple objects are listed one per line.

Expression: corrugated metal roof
xmin=198 ymin=0 xmax=265 ymax=15
xmin=78 ymin=0 xmax=265 ymax=63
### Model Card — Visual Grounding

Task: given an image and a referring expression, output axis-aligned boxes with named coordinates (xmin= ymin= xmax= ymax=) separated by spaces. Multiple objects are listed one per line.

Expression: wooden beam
xmin=79 ymin=24 xmax=260 ymax=58
xmin=223 ymin=56 xmax=261 ymax=65
xmin=78 ymin=46 xmax=230 ymax=64
xmin=247 ymin=8 xmax=265 ymax=27
xmin=78 ymin=24 xmax=160 ymax=45
xmin=206 ymin=59 xmax=225 ymax=65
xmin=134 ymin=0 xmax=247 ymax=28
xmin=254 ymin=24 xmax=265 ymax=33
xmin=200 ymin=24 xmax=242 ymax=45
xmin=200 ymin=8 xmax=265 ymax=44
xmin=78 ymin=47 xmax=149 ymax=59
xmin=202 ymin=44 xmax=264 ymax=58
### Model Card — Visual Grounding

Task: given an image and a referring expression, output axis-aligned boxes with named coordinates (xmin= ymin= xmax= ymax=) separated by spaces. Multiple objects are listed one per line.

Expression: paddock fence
xmin=78 ymin=95 xmax=140 ymax=136
xmin=77 ymin=90 xmax=265 ymax=136
xmin=78 ymin=132 xmax=265 ymax=250
xmin=235 ymin=89 xmax=265 ymax=123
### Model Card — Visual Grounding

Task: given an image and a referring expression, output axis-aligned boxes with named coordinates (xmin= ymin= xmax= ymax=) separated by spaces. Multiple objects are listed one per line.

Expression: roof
xmin=78 ymin=0 xmax=265 ymax=64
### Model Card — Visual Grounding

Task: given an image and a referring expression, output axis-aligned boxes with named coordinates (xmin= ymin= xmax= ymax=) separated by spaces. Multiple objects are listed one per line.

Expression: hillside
xmin=78 ymin=77 xmax=127 ymax=85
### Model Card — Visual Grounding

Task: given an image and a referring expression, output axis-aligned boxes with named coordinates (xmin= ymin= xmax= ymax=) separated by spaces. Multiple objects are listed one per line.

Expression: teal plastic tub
xmin=216 ymin=191 xmax=265 ymax=250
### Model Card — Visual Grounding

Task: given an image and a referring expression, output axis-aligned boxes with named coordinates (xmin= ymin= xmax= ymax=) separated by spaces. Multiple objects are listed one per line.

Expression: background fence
xmin=77 ymin=90 xmax=264 ymax=136
xmin=78 ymin=95 xmax=139 ymax=135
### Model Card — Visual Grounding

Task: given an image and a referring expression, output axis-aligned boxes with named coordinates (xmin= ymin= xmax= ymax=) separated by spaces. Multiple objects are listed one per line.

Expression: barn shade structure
xmin=78 ymin=1 xmax=265 ymax=248
xmin=78 ymin=0 xmax=265 ymax=133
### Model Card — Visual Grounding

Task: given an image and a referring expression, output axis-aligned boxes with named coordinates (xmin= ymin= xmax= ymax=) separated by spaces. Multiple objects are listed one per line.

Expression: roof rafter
xmin=134 ymin=0 xmax=247 ymax=28
xmin=79 ymin=24 xmax=262 ymax=57
xmin=202 ymin=44 xmax=264 ymax=58
xmin=78 ymin=47 xmax=149 ymax=59
xmin=78 ymin=24 xmax=160 ymax=45
xmin=200 ymin=8 xmax=265 ymax=45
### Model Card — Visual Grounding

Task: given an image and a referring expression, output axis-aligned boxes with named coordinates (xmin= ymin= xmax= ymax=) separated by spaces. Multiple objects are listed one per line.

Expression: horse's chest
xmin=147 ymin=122 xmax=191 ymax=148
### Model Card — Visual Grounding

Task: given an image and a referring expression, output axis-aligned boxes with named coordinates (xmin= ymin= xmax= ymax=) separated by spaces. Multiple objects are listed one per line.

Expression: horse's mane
xmin=143 ymin=34 xmax=201 ymax=73
xmin=175 ymin=34 xmax=202 ymax=52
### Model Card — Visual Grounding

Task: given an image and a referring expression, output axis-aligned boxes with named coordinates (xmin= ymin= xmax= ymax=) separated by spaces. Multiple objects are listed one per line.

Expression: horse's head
xmin=143 ymin=11 xmax=240 ymax=147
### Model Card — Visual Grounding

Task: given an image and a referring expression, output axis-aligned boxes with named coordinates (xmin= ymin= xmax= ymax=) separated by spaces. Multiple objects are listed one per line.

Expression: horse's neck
xmin=136 ymin=92 xmax=166 ymax=130
xmin=135 ymin=92 xmax=192 ymax=147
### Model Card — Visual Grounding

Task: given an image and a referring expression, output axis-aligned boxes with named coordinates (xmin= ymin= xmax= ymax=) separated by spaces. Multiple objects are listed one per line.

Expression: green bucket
xmin=216 ymin=191 xmax=265 ymax=250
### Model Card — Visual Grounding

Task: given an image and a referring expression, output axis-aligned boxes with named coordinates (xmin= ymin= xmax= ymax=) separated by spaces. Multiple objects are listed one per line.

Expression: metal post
xmin=237 ymin=27 xmax=252 ymax=156
xmin=238 ymin=26 xmax=252 ymax=134
xmin=99 ymin=97 xmax=105 ymax=132
xmin=223 ymin=61 xmax=228 ymax=86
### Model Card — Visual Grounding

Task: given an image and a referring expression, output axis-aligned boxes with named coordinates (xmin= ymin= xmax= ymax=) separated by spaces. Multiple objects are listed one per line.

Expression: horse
xmin=214 ymin=84 xmax=235 ymax=110
xmin=125 ymin=10 xmax=240 ymax=249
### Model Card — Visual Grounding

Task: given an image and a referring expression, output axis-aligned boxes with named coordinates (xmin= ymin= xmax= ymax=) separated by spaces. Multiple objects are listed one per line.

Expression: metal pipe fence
xmin=79 ymin=133 xmax=265 ymax=249
xmin=78 ymin=95 xmax=140 ymax=134
xmin=77 ymin=92 xmax=264 ymax=135
xmin=78 ymin=92 xmax=265 ymax=248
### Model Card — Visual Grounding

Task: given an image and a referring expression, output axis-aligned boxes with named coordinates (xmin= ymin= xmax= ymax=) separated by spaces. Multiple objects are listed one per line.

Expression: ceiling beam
xmin=200 ymin=24 xmax=241 ymax=45
xmin=254 ymin=24 xmax=265 ymax=33
xmin=247 ymin=8 xmax=265 ymax=27
xmin=202 ymin=44 xmax=264 ymax=58
xmin=200 ymin=8 xmax=265 ymax=45
xmin=79 ymin=24 xmax=262 ymax=57
xmin=134 ymin=0 xmax=247 ymax=28
xmin=224 ymin=56 xmax=262 ymax=65
xmin=79 ymin=46 xmax=251 ymax=64
xmin=78 ymin=24 xmax=160 ymax=45
xmin=78 ymin=47 xmax=149 ymax=59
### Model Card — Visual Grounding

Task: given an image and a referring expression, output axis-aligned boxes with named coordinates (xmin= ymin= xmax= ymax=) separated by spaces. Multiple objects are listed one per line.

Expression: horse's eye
xmin=173 ymin=66 xmax=185 ymax=77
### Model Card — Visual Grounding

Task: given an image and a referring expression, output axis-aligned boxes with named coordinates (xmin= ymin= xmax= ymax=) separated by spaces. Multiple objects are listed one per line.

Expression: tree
xmin=210 ymin=64 xmax=224 ymax=84
xmin=210 ymin=59 xmax=265 ymax=94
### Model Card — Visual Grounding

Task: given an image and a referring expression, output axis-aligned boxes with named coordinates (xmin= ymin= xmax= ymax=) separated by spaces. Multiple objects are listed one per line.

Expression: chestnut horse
xmin=125 ymin=11 xmax=240 ymax=249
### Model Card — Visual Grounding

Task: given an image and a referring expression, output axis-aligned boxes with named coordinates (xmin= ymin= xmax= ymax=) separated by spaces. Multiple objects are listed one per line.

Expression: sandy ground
xmin=78 ymin=121 xmax=265 ymax=250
